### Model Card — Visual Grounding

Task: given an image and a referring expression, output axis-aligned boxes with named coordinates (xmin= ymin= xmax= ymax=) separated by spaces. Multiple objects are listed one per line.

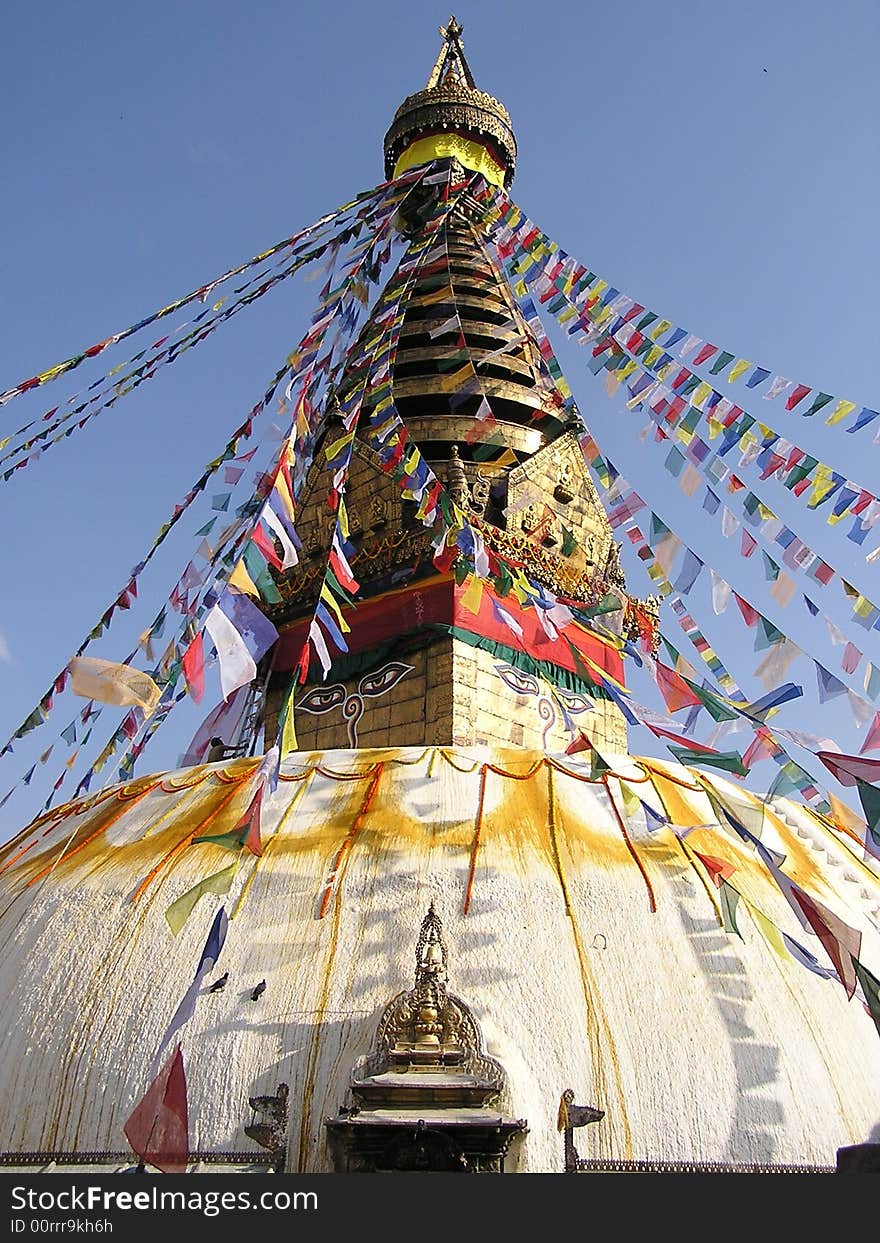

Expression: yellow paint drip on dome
xmin=394 ymin=133 xmax=506 ymax=187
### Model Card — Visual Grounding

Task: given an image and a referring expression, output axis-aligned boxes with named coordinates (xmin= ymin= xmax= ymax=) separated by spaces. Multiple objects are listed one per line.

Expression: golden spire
xmin=426 ymin=16 xmax=476 ymax=90
xmin=384 ymin=18 xmax=517 ymax=188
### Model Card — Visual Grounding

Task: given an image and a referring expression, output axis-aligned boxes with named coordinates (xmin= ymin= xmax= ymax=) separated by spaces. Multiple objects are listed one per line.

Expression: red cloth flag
xmin=733 ymin=592 xmax=759 ymax=627
xmin=859 ymin=711 xmax=880 ymax=755
xmin=644 ymin=722 xmax=718 ymax=753
xmin=251 ymin=524 xmax=283 ymax=572
xmin=790 ymin=887 xmax=861 ymax=998
xmin=692 ymin=851 xmax=736 ymax=886
xmin=816 ymin=750 xmax=880 ymax=788
xmin=124 ymin=1045 xmax=189 ymax=1173
xmin=692 ymin=343 xmax=717 ymax=367
xmin=182 ymin=633 xmax=205 ymax=704
xmin=653 ymin=661 xmax=704 ymax=713
xmin=785 ymin=383 xmax=812 ymax=411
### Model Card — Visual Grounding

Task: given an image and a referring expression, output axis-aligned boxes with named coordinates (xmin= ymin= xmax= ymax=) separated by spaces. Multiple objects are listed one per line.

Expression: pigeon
xmin=207 ymin=972 xmax=229 ymax=993
xmin=251 ymin=980 xmax=266 ymax=1001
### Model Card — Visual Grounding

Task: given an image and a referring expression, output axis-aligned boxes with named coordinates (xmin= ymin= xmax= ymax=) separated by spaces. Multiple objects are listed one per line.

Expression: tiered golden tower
xmin=264 ymin=18 xmax=638 ymax=755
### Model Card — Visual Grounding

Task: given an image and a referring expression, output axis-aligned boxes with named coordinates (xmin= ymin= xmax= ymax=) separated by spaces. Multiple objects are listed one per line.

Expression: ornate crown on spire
xmin=384 ymin=16 xmax=517 ymax=187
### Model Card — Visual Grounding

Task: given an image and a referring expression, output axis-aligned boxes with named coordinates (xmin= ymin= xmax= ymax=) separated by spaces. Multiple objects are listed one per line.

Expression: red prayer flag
xmin=692 ymin=343 xmax=717 ymax=367
xmin=785 ymin=383 xmax=812 ymax=411
xmin=644 ymin=722 xmax=718 ymax=753
xmin=182 ymin=633 xmax=205 ymax=704
xmin=733 ymin=592 xmax=759 ymax=627
xmin=692 ymin=850 xmax=736 ymax=886
xmin=653 ymin=661 xmax=704 ymax=713
xmin=790 ymin=887 xmax=861 ymax=998
xmin=233 ymin=785 xmax=264 ymax=856
xmin=816 ymin=750 xmax=880 ymax=789
xmin=565 ymin=731 xmax=591 ymax=756
xmin=123 ymin=1045 xmax=189 ymax=1174
xmin=860 ymin=711 xmax=880 ymax=755
xmin=251 ymin=523 xmax=283 ymax=572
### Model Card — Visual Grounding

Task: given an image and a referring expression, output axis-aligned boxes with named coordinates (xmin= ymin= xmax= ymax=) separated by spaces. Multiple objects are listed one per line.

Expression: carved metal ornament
xmin=325 ymin=903 xmax=527 ymax=1173
xmin=244 ymin=1083 xmax=289 ymax=1172
xmin=383 ymin=19 xmax=517 ymax=184
xmin=357 ymin=903 xmax=504 ymax=1090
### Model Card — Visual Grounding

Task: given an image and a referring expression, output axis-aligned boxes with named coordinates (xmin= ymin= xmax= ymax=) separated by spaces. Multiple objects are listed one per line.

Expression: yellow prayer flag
xmin=324 ymin=431 xmax=355 ymax=462
xmin=828 ymin=791 xmax=868 ymax=838
xmin=644 ymin=346 xmax=662 ymax=368
xmin=808 ymin=464 xmax=835 ymax=507
xmin=650 ymin=318 xmax=673 ymax=342
xmin=165 ymin=862 xmax=239 ymax=936
xmin=752 ymin=907 xmax=788 ymax=962
xmin=692 ymin=382 xmax=712 ymax=408
xmin=228 ymin=559 xmax=260 ymax=599
xmin=459 ymin=574 xmax=483 ymax=614
xmin=279 ymin=685 xmax=298 ymax=759
xmin=728 ymin=359 xmax=752 ymax=384
xmin=320 ymin=583 xmax=350 ymax=633
xmin=824 ymin=398 xmax=857 ymax=427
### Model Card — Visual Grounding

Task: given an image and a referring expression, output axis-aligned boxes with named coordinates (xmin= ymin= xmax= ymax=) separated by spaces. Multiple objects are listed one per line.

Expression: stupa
xmin=0 ymin=18 xmax=878 ymax=1176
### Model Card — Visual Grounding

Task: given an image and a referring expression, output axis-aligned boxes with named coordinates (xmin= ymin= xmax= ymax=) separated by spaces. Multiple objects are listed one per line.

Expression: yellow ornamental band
xmin=393 ymin=133 xmax=506 ymax=188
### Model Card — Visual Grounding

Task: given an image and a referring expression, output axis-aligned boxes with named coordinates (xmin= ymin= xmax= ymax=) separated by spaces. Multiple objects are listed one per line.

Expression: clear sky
xmin=0 ymin=0 xmax=878 ymax=838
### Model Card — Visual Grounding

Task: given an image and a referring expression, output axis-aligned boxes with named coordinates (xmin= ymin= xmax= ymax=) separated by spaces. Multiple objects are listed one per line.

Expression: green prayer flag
xmin=668 ymin=746 xmax=749 ymax=777
xmin=855 ymin=779 xmax=880 ymax=848
xmin=718 ymin=880 xmax=743 ymax=939
xmin=682 ymin=677 xmax=740 ymax=723
xmin=164 ymin=862 xmax=238 ymax=936
xmin=852 ymin=955 xmax=880 ymax=1039
xmin=561 ymin=524 xmax=578 ymax=557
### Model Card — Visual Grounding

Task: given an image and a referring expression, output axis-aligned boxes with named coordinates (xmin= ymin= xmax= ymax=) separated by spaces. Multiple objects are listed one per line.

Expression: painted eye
xmin=298 ymin=684 xmax=346 ymax=714
xmin=555 ymin=690 xmax=593 ymax=715
xmin=494 ymin=663 xmax=538 ymax=697
xmin=359 ymin=661 xmax=413 ymax=698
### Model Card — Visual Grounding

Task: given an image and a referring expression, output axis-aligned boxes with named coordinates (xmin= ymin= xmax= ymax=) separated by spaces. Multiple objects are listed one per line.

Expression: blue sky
xmin=0 ymin=0 xmax=878 ymax=838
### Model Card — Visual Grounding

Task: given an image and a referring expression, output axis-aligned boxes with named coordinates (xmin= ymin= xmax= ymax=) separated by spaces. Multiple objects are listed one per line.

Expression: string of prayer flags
xmin=483 ymin=191 xmax=878 ymax=436
xmin=149 ymin=907 xmax=228 ymax=1077
xmin=0 ymin=167 xmax=429 ymax=409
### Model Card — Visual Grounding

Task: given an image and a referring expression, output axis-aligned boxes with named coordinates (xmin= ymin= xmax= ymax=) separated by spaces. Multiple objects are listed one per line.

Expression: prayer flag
xmin=150 ymin=907 xmax=228 ymax=1075
xmin=279 ymin=681 xmax=298 ymax=758
xmin=69 ymin=658 xmax=160 ymax=715
xmin=124 ymin=1045 xmax=189 ymax=1174
xmin=182 ymin=633 xmax=205 ymax=704
xmin=165 ymin=863 xmax=238 ymax=937
xmin=852 ymin=956 xmax=880 ymax=1039
xmin=790 ymin=886 xmax=861 ymax=998
xmin=205 ymin=604 xmax=257 ymax=701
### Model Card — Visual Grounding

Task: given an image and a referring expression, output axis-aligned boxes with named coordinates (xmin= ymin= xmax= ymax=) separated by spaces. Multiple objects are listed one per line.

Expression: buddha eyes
xmin=494 ymin=663 xmax=539 ymax=697
xmin=297 ymin=663 xmax=414 ymax=716
xmin=298 ymin=684 xmax=347 ymax=713
xmin=359 ymin=661 xmax=413 ymax=697
xmin=555 ymin=690 xmax=592 ymax=715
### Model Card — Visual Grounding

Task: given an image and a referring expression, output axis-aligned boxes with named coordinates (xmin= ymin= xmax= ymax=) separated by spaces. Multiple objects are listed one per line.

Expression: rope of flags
xmin=0 ymin=168 xmax=435 ymax=812
xmin=0 ymin=167 xmax=430 ymax=411
xmin=482 ymin=194 xmax=879 ymax=437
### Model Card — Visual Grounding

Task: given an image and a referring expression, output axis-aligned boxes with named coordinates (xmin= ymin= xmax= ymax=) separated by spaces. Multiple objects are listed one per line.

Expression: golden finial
xmin=426 ymin=15 xmax=476 ymax=89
